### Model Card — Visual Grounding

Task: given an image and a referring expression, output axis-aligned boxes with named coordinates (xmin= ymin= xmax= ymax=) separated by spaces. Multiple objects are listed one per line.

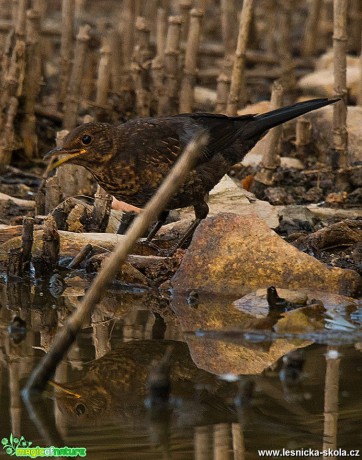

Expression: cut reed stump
xmin=226 ymin=0 xmax=254 ymax=115
xmin=63 ymin=24 xmax=91 ymax=129
xmin=179 ymin=8 xmax=204 ymax=113
xmin=253 ymin=81 xmax=284 ymax=187
xmin=333 ymin=0 xmax=349 ymax=169
xmin=58 ymin=0 xmax=75 ymax=109
xmin=159 ymin=15 xmax=182 ymax=115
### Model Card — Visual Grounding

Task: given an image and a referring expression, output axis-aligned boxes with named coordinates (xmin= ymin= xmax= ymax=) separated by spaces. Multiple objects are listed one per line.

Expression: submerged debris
xmin=8 ymin=315 xmax=27 ymax=344
xmin=279 ymin=349 xmax=305 ymax=386
xmin=267 ymin=286 xmax=308 ymax=312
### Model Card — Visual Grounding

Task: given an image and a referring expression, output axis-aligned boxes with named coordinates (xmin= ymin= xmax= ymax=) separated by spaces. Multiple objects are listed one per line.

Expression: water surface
xmin=0 ymin=281 xmax=361 ymax=459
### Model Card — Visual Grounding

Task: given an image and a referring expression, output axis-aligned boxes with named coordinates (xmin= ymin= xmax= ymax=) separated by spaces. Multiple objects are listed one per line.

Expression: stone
xmin=171 ymin=213 xmax=361 ymax=297
xmin=304 ymin=187 xmax=324 ymax=203
xmin=278 ymin=205 xmax=319 ymax=228
xmin=234 ymin=288 xmax=308 ymax=316
xmin=264 ymin=187 xmax=294 ymax=205
xmin=234 ymin=288 xmax=359 ymax=315
xmin=178 ymin=175 xmax=280 ymax=228
xmin=279 ymin=157 xmax=304 ymax=170
xmin=306 ymin=205 xmax=362 ymax=220
xmin=315 ymin=49 xmax=359 ymax=71
xmin=171 ymin=293 xmax=310 ymax=375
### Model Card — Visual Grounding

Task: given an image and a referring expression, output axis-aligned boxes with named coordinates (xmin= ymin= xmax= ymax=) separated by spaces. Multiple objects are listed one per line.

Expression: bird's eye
xmin=75 ymin=403 xmax=86 ymax=416
xmin=81 ymin=134 xmax=92 ymax=145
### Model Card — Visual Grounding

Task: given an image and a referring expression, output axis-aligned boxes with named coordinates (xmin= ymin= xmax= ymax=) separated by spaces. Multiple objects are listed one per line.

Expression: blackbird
xmin=267 ymin=286 xmax=290 ymax=310
xmin=45 ymin=98 xmax=338 ymax=245
xmin=52 ymin=340 xmax=236 ymax=421
xmin=266 ymin=286 xmax=305 ymax=311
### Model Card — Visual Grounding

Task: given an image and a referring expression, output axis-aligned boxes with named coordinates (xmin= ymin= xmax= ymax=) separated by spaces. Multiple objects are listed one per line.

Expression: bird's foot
xmin=139 ymin=239 xmax=176 ymax=257
xmin=155 ymin=246 xmax=182 ymax=257
xmin=140 ymin=239 xmax=163 ymax=253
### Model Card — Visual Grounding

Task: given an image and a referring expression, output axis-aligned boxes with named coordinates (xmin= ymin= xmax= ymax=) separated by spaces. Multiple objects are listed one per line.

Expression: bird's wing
xmin=176 ymin=112 xmax=256 ymax=160
xmin=115 ymin=114 xmax=255 ymax=168
xmin=115 ymin=118 xmax=185 ymax=167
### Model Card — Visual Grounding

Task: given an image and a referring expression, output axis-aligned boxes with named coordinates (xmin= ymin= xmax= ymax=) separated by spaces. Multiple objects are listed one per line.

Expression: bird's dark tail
xmin=243 ymin=98 xmax=339 ymax=139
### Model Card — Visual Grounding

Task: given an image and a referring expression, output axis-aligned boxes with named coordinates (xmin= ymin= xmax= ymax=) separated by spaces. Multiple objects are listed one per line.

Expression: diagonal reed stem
xmin=22 ymin=131 xmax=209 ymax=396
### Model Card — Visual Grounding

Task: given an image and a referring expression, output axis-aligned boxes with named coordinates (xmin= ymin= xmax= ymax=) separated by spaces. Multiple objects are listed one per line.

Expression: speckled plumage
xmin=45 ymin=98 xmax=338 ymax=226
xmin=53 ymin=340 xmax=236 ymax=422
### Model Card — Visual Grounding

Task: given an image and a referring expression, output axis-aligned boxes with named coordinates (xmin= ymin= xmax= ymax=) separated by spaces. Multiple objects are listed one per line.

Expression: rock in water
xmin=171 ymin=213 xmax=361 ymax=297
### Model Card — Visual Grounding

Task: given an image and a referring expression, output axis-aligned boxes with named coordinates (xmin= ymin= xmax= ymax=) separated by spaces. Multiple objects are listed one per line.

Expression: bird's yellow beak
xmin=49 ymin=380 xmax=81 ymax=398
xmin=44 ymin=147 xmax=87 ymax=170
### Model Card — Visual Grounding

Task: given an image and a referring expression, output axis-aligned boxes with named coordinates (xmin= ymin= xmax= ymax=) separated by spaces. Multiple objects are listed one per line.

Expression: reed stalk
xmin=179 ymin=8 xmax=204 ymax=113
xmin=333 ymin=0 xmax=348 ymax=168
xmin=58 ymin=0 xmax=75 ymax=108
xmin=226 ymin=0 xmax=254 ymax=115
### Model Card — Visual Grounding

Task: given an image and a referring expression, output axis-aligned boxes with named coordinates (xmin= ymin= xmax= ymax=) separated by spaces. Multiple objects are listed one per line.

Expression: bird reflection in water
xmin=52 ymin=340 xmax=238 ymax=427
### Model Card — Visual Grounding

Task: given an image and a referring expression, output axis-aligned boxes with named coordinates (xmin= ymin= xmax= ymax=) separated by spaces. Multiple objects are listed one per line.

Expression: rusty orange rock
xmin=172 ymin=213 xmax=361 ymax=297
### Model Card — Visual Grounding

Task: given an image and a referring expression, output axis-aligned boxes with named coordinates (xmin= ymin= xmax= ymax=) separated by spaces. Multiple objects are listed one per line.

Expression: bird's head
xmin=51 ymin=379 xmax=111 ymax=420
xmin=44 ymin=122 xmax=115 ymax=170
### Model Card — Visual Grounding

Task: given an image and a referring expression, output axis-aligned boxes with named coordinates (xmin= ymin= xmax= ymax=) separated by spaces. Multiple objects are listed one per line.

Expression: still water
xmin=0 ymin=281 xmax=361 ymax=459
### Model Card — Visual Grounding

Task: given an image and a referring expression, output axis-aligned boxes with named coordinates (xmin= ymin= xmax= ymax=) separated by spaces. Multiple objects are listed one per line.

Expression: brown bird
xmin=45 ymin=98 xmax=338 ymax=246
xmin=52 ymin=340 xmax=236 ymax=422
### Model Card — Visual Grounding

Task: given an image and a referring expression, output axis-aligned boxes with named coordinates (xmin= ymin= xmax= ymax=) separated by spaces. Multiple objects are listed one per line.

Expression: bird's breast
xmin=91 ymin=160 xmax=144 ymax=203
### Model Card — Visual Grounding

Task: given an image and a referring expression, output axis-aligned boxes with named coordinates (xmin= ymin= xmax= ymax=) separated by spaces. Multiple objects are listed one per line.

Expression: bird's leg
xmin=145 ymin=202 xmax=208 ymax=257
xmin=175 ymin=220 xmax=201 ymax=250
xmin=146 ymin=210 xmax=170 ymax=242
xmin=167 ymin=201 xmax=209 ymax=255
xmin=117 ymin=211 xmax=138 ymax=234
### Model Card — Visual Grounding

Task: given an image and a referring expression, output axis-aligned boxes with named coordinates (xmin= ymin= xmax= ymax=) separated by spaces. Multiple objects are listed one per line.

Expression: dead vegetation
xmin=0 ymin=4 xmax=361 ymax=453
xmin=0 ymin=0 xmax=361 ymax=286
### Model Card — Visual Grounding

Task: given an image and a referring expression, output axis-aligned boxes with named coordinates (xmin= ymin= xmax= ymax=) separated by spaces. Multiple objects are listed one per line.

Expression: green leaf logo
xmin=2 ymin=434 xmax=32 ymax=456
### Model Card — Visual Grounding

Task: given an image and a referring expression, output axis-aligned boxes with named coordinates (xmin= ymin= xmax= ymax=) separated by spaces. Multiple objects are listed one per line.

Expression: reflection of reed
xmin=232 ymin=423 xmax=245 ymax=460
xmin=323 ymin=348 xmax=340 ymax=460
xmin=122 ymin=308 xmax=155 ymax=342
xmin=186 ymin=384 xmax=247 ymax=459
xmin=91 ymin=309 xmax=111 ymax=359
xmin=9 ymin=358 xmax=21 ymax=437
xmin=214 ymin=423 xmax=231 ymax=460
xmin=194 ymin=425 xmax=212 ymax=460
xmin=0 ymin=322 xmax=37 ymax=439
xmin=39 ymin=307 xmax=59 ymax=352
xmin=53 ymin=361 xmax=69 ymax=438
